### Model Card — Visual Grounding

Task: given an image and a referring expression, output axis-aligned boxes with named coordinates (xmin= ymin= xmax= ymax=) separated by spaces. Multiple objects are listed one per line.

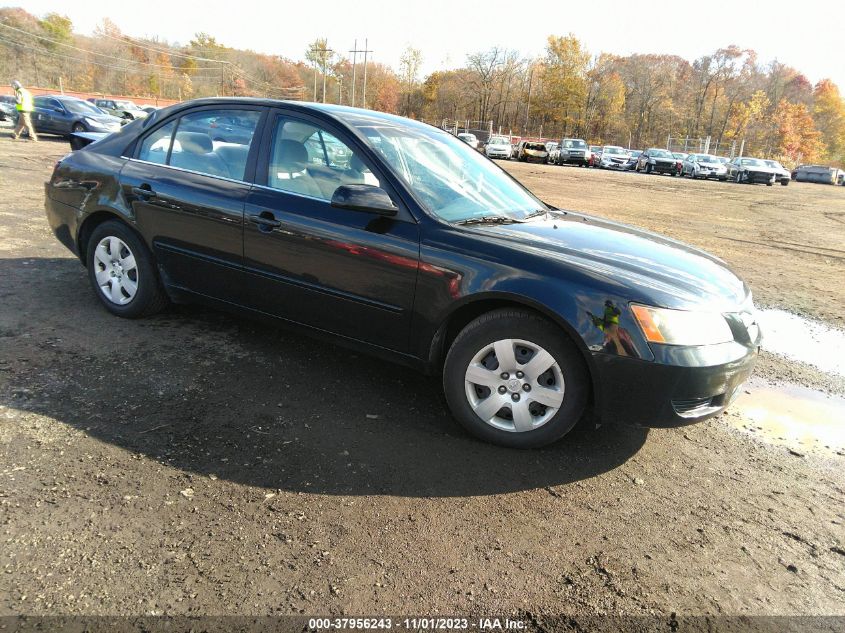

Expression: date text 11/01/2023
xmin=308 ymin=617 xmax=527 ymax=630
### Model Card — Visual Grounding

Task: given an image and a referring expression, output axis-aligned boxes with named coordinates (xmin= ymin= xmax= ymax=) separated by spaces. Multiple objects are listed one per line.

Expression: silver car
xmin=682 ymin=153 xmax=728 ymax=181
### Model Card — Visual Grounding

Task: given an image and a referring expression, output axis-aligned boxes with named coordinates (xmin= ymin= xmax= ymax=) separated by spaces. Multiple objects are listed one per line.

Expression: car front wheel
xmin=443 ymin=309 xmax=589 ymax=448
xmin=86 ymin=220 xmax=169 ymax=318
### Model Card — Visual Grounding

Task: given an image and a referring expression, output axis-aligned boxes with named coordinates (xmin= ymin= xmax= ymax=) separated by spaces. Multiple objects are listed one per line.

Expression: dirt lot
xmin=1 ymin=129 xmax=844 ymax=627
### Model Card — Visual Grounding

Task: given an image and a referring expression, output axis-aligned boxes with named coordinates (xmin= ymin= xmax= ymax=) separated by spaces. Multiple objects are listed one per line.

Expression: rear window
xmin=563 ymin=139 xmax=586 ymax=149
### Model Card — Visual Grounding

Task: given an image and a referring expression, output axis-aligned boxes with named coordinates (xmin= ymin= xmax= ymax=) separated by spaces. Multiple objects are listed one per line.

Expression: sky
xmin=7 ymin=0 xmax=844 ymax=89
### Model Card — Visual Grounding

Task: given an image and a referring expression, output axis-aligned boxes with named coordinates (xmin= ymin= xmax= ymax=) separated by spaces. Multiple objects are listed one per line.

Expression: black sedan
xmin=44 ymin=98 xmax=760 ymax=448
xmin=637 ymin=148 xmax=680 ymax=175
xmin=32 ymin=95 xmax=123 ymax=137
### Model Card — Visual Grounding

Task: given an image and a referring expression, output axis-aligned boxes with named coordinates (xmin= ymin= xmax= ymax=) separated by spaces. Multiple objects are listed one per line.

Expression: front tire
xmin=86 ymin=220 xmax=169 ymax=318
xmin=72 ymin=122 xmax=86 ymax=133
xmin=443 ymin=309 xmax=589 ymax=448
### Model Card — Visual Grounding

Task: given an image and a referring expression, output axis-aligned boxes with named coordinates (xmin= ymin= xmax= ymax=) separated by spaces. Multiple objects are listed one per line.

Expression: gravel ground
xmin=1 ymin=129 xmax=843 ymax=627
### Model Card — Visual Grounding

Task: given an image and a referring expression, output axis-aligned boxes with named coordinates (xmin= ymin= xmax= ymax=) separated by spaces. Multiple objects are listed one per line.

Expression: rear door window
xmin=135 ymin=109 xmax=261 ymax=180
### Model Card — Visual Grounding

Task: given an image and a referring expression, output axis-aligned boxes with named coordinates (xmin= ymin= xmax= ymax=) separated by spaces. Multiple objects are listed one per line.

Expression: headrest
xmin=275 ymin=139 xmax=309 ymax=171
xmin=175 ymin=131 xmax=213 ymax=154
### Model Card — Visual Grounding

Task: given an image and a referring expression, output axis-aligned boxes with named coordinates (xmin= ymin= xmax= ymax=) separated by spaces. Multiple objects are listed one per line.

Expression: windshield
xmin=764 ymin=160 xmax=783 ymax=169
xmin=563 ymin=139 xmax=587 ymax=149
xmin=694 ymin=154 xmax=717 ymax=162
xmin=546 ymin=143 xmax=558 ymax=150
xmin=360 ymin=124 xmax=544 ymax=223
xmin=649 ymin=149 xmax=673 ymax=158
xmin=603 ymin=146 xmax=626 ymax=155
xmin=489 ymin=136 xmax=509 ymax=145
xmin=458 ymin=134 xmax=476 ymax=141
xmin=62 ymin=99 xmax=106 ymax=116
xmin=739 ymin=158 xmax=764 ymax=167
xmin=114 ymin=100 xmax=140 ymax=110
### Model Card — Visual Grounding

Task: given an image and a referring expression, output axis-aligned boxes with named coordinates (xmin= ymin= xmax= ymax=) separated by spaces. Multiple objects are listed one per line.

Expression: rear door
xmin=120 ymin=105 xmax=266 ymax=302
xmin=241 ymin=110 xmax=420 ymax=352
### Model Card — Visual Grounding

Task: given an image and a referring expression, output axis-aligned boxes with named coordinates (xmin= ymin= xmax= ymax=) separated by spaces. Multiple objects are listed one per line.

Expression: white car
xmin=544 ymin=142 xmax=559 ymax=163
xmin=457 ymin=132 xmax=479 ymax=150
xmin=598 ymin=146 xmax=630 ymax=169
xmin=682 ymin=153 xmax=728 ymax=181
xmin=484 ymin=136 xmax=512 ymax=160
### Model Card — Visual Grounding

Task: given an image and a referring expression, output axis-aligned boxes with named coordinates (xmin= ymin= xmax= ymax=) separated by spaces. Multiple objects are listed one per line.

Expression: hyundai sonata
xmin=44 ymin=98 xmax=760 ymax=448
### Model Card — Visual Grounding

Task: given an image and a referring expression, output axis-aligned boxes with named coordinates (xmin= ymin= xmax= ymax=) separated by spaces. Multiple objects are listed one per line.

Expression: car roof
xmin=145 ymin=98 xmax=446 ymax=137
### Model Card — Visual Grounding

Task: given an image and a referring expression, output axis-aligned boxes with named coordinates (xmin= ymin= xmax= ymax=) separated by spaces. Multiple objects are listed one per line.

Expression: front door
xmin=242 ymin=111 xmax=420 ymax=352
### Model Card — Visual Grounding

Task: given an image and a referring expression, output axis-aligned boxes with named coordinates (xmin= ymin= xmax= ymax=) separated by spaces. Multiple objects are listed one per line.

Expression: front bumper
xmin=592 ymin=337 xmax=759 ymax=428
xmin=744 ymin=170 xmax=776 ymax=184
xmin=649 ymin=161 xmax=677 ymax=174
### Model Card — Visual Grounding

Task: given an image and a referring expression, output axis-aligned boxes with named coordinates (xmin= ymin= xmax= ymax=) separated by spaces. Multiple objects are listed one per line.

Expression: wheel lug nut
xmin=523 ymin=384 xmax=531 ymax=392
xmin=511 ymin=393 xmax=520 ymax=402
xmin=500 ymin=372 xmax=509 ymax=379
xmin=516 ymin=371 xmax=524 ymax=378
xmin=498 ymin=386 xmax=507 ymax=394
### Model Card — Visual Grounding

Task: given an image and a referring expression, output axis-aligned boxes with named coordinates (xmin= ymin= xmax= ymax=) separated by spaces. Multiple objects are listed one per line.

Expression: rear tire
xmin=443 ymin=309 xmax=589 ymax=448
xmin=86 ymin=220 xmax=169 ymax=318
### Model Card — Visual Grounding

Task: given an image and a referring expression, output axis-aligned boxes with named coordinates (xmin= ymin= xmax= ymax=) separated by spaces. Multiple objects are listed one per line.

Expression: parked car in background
xmin=484 ymin=136 xmax=512 ymax=160
xmin=516 ymin=141 xmax=549 ymax=163
xmin=588 ymin=145 xmax=602 ymax=167
xmin=178 ymin=112 xmax=258 ymax=145
xmin=597 ymin=146 xmax=630 ymax=169
xmin=725 ymin=157 xmax=777 ymax=185
xmin=457 ymin=132 xmax=479 ymax=150
xmin=793 ymin=164 xmax=841 ymax=184
xmin=0 ymin=94 xmax=16 ymax=121
xmin=762 ymin=160 xmax=790 ymax=186
xmin=44 ymin=97 xmax=761 ymax=448
xmin=637 ymin=148 xmax=680 ymax=175
xmin=88 ymin=98 xmax=148 ymax=121
xmin=545 ymin=141 xmax=559 ymax=163
xmin=623 ymin=150 xmax=642 ymax=171
xmin=555 ymin=138 xmax=591 ymax=166
xmin=682 ymin=154 xmax=728 ymax=180
xmin=32 ymin=95 xmax=123 ymax=137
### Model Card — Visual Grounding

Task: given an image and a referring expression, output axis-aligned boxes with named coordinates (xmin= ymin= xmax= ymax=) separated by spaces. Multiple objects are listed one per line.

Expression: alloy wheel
xmin=464 ymin=338 xmax=565 ymax=432
xmin=93 ymin=236 xmax=139 ymax=305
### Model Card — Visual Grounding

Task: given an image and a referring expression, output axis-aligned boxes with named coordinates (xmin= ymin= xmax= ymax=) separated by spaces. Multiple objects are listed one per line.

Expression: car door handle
xmin=248 ymin=212 xmax=282 ymax=230
xmin=132 ymin=186 xmax=157 ymax=199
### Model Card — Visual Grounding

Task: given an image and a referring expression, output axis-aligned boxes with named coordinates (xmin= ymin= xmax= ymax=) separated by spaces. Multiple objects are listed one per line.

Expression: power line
xmin=95 ymin=30 xmax=226 ymax=64
xmin=0 ymin=22 xmax=220 ymax=71
xmin=0 ymin=34 xmax=222 ymax=78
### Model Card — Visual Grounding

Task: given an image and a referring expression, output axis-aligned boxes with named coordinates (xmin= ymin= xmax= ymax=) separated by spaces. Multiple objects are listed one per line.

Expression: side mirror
xmin=331 ymin=184 xmax=397 ymax=216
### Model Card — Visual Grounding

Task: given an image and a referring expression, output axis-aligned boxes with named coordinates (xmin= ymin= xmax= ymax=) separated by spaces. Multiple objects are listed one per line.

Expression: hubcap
xmin=93 ymin=236 xmax=139 ymax=305
xmin=464 ymin=338 xmax=565 ymax=433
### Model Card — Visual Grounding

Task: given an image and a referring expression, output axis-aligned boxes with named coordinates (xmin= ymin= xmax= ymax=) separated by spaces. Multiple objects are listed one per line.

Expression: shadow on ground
xmin=0 ymin=257 xmax=648 ymax=497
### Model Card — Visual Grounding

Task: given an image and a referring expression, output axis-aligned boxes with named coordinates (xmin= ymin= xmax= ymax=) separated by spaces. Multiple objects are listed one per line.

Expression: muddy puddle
xmin=726 ymin=379 xmax=845 ymax=456
xmin=756 ymin=308 xmax=845 ymax=377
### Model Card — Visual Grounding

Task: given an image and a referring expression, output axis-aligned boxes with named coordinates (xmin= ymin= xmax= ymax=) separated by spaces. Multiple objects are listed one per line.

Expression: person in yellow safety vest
xmin=11 ymin=80 xmax=38 ymax=142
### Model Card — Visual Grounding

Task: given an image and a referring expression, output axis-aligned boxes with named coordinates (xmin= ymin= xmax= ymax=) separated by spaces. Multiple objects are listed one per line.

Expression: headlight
xmin=631 ymin=304 xmax=733 ymax=346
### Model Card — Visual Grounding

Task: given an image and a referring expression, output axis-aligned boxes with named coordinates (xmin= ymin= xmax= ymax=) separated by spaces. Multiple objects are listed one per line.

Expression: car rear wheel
xmin=443 ymin=309 xmax=589 ymax=448
xmin=86 ymin=220 xmax=168 ymax=318
xmin=72 ymin=122 xmax=86 ymax=133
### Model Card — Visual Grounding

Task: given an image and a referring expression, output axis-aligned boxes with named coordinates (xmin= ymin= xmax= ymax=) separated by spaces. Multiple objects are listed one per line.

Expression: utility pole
xmin=362 ymin=39 xmax=372 ymax=109
xmin=350 ymin=39 xmax=357 ymax=107
xmin=523 ymin=64 xmax=534 ymax=133
xmin=310 ymin=44 xmax=333 ymax=103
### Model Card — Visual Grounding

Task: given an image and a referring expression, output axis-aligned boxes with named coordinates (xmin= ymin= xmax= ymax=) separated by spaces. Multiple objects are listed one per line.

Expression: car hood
xmin=86 ymin=113 xmax=123 ymax=125
xmin=473 ymin=212 xmax=748 ymax=311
